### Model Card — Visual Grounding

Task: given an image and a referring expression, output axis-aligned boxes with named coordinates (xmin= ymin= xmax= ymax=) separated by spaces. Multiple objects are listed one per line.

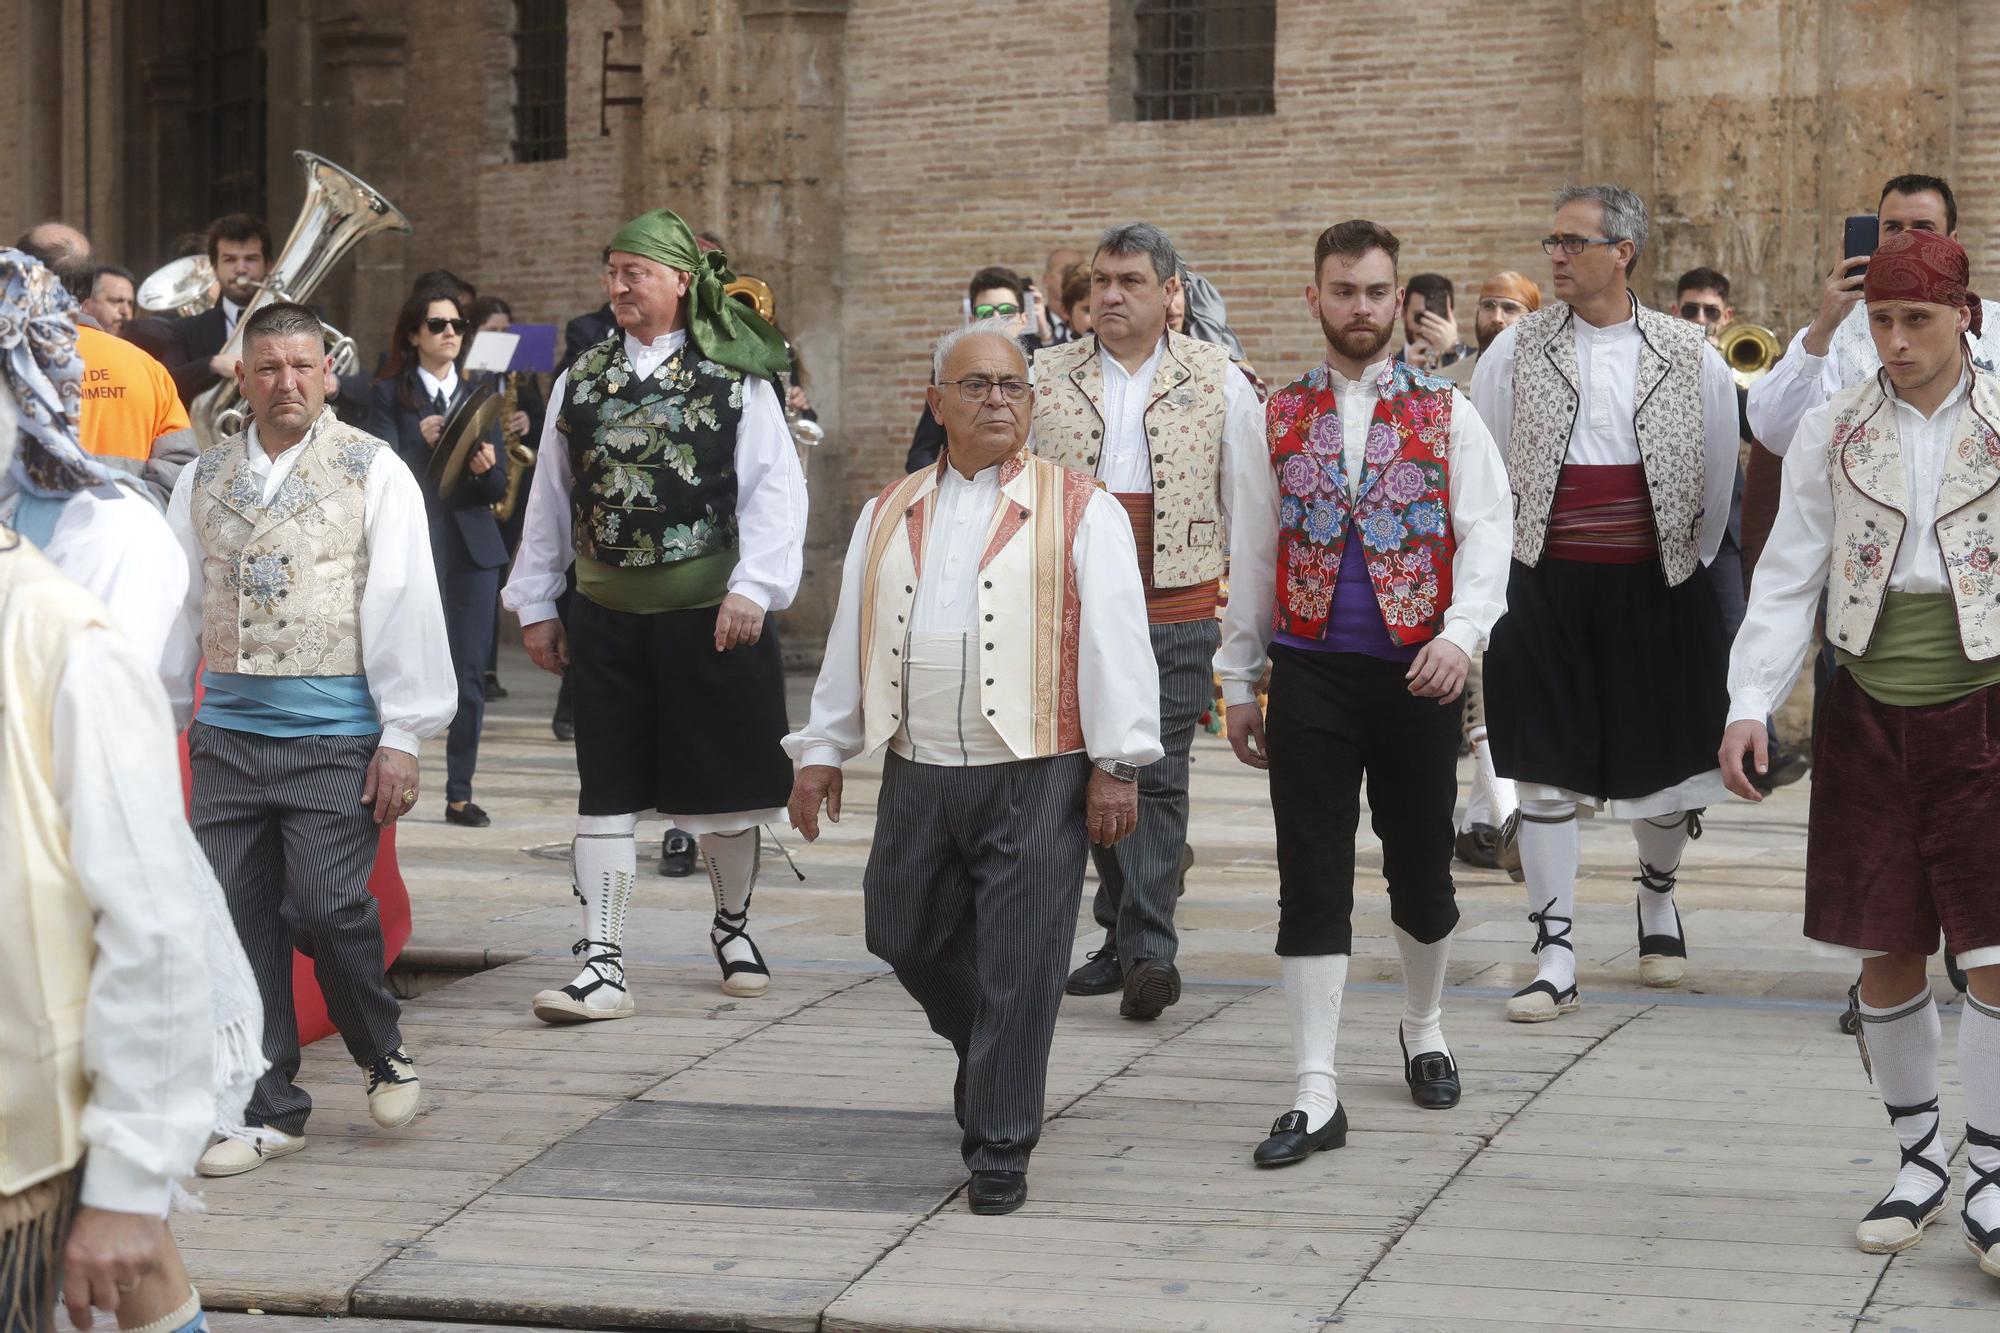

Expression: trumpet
xmin=492 ymin=373 xmax=536 ymax=523
xmin=1718 ymin=321 xmax=1781 ymax=389
xmin=723 ymin=274 xmax=823 ymax=450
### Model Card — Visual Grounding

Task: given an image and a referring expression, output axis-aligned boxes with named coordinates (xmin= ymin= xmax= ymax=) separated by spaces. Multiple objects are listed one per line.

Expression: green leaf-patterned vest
xmin=561 ymin=334 xmax=746 ymax=569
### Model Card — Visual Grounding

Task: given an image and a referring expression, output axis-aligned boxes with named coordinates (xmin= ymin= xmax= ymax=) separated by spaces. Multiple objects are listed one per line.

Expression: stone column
xmin=642 ymin=0 xmax=850 ymax=649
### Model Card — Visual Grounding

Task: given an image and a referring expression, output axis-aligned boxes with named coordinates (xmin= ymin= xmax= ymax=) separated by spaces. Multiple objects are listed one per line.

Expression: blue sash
xmin=198 ymin=670 xmax=380 ymax=737
xmin=11 ymin=494 xmax=69 ymax=548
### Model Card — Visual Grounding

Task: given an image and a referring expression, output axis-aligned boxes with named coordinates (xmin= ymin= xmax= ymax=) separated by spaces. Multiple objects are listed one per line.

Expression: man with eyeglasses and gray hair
xmin=785 ymin=318 xmax=1161 ymax=1214
xmin=1469 ymin=184 xmax=1741 ymax=1022
xmin=1032 ymin=220 xmax=1264 ymax=1021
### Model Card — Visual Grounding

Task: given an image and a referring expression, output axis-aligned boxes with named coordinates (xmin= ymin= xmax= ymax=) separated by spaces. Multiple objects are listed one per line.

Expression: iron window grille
xmin=1131 ymin=0 xmax=1275 ymax=122
xmin=512 ymin=0 xmax=568 ymax=163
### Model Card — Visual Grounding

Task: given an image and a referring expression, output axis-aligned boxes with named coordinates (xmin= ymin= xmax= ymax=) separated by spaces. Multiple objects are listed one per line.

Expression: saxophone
xmin=491 ymin=372 xmax=537 ymax=522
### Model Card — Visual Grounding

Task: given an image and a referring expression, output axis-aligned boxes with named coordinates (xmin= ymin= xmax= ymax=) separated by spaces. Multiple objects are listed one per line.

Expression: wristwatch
xmin=1092 ymin=758 xmax=1138 ymax=783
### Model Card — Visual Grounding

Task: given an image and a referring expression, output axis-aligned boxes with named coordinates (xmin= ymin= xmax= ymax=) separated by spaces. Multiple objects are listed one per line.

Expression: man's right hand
xmin=523 ymin=619 xmax=569 ymax=675
xmin=788 ymin=764 xmax=843 ymax=841
xmin=62 ymin=1206 xmax=163 ymax=1330
xmin=1803 ymin=255 xmax=1868 ymax=357
xmin=1718 ymin=719 xmax=1768 ymax=802
xmin=1226 ymin=701 xmax=1269 ymax=770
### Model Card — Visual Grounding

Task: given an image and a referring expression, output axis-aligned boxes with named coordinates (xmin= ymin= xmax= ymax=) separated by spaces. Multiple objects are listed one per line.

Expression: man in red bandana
xmin=1722 ymin=228 xmax=2000 ymax=1276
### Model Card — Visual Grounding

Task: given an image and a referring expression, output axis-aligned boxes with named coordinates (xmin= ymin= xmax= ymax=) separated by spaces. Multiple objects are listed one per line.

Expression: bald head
xmin=15 ymin=222 xmax=91 ymax=273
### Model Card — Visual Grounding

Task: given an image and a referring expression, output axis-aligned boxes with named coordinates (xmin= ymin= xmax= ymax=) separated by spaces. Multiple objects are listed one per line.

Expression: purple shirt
xmin=1273 ymin=518 xmax=1418 ymax=663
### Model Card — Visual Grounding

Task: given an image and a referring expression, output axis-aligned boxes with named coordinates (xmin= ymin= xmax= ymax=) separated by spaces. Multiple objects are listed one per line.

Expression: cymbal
xmin=426 ymin=378 xmax=504 ymax=500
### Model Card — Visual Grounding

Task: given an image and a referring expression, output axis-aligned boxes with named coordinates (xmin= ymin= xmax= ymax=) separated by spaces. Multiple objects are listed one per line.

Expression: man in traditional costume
xmin=1470 ymin=185 xmax=1740 ymax=1020
xmin=787 ymin=320 xmax=1161 ymax=1215
xmin=505 ymin=210 xmax=807 ymax=1018
xmin=1033 ymin=221 xmax=1261 ymax=1020
xmin=1722 ymin=229 xmax=2000 ymax=1275
xmin=161 ymin=302 xmax=456 ymax=1176
xmin=1219 ymin=221 xmax=1512 ymax=1165
xmin=0 ymin=256 xmax=219 ymax=1333
xmin=1452 ymin=270 xmax=1542 ymax=870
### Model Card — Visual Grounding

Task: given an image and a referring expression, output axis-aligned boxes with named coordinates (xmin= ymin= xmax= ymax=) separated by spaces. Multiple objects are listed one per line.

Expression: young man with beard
xmin=1470 ymin=185 xmax=1741 ymax=1020
xmin=1721 ymin=229 xmax=2000 ymax=1275
xmin=1219 ymin=221 xmax=1512 ymax=1165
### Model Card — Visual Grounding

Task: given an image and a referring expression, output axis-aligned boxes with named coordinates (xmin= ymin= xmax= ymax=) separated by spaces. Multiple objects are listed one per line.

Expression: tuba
xmin=189 ymin=151 xmax=412 ymax=447
xmin=1718 ymin=321 xmax=1781 ymax=389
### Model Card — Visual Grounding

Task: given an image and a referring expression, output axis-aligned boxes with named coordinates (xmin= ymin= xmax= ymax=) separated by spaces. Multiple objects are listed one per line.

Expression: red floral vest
xmin=1266 ymin=360 xmax=1455 ymax=645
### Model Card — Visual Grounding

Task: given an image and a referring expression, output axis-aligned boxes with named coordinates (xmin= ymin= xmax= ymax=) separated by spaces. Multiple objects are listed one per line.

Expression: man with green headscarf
xmin=504 ymin=209 xmax=807 ymax=1021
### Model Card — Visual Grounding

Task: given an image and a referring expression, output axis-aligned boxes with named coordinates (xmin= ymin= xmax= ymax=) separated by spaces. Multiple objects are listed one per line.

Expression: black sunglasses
xmin=424 ymin=317 xmax=469 ymax=335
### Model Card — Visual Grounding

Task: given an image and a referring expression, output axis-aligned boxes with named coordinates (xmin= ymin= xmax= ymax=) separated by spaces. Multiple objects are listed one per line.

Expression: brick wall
xmin=836 ymin=0 xmax=1586 ymax=520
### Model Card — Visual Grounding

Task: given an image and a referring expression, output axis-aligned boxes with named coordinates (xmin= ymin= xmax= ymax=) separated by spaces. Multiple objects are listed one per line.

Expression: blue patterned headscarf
xmin=0 ymin=248 xmax=116 ymax=496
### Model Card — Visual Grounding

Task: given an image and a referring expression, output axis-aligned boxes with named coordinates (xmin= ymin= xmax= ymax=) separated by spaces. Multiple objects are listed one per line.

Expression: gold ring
xmin=401 ymin=789 xmax=418 ymax=803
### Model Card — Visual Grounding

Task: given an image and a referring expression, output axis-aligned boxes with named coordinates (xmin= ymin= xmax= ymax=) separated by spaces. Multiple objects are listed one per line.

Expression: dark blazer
xmin=367 ymin=368 xmax=511 ymax=570
xmin=561 ymin=304 xmax=618 ymax=374
xmin=167 ymin=306 xmax=231 ymax=405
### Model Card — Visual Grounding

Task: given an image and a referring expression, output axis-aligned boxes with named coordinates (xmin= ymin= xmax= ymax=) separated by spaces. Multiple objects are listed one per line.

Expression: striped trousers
xmin=864 ymin=751 xmax=1091 ymax=1173
xmin=188 ymin=723 xmax=403 ymax=1135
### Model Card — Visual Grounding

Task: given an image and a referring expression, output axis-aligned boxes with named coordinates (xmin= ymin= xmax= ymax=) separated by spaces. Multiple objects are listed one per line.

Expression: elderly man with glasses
xmin=1469 ymin=185 xmax=1741 ymax=1022
xmin=786 ymin=318 xmax=1161 ymax=1215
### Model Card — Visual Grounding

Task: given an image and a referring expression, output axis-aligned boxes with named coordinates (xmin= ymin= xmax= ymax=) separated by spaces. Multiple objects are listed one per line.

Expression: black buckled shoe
xmin=1253 ymin=1103 xmax=1348 ymax=1167
xmin=1065 ymin=944 xmax=1122 ymax=996
xmin=1119 ymin=958 xmax=1181 ymax=1020
xmin=1454 ymin=823 xmax=1502 ymax=870
xmin=968 ymin=1169 xmax=1027 ymax=1216
xmin=1400 ymin=1028 xmax=1461 ymax=1110
xmin=660 ymin=828 xmax=697 ymax=877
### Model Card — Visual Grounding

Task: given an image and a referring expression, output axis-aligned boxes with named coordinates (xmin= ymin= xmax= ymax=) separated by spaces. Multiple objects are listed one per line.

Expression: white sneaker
xmin=531 ymin=942 xmax=635 ymax=1023
xmin=364 ymin=1049 xmax=421 ymax=1128
xmin=197 ymin=1130 xmax=305 ymax=1178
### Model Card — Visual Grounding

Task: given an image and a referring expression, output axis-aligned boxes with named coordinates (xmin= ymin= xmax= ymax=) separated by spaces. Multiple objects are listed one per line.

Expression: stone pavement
xmin=185 ymin=647 xmax=1996 ymax=1332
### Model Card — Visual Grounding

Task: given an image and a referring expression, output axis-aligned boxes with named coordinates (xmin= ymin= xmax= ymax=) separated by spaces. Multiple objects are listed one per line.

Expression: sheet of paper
xmin=463 ymin=330 xmax=519 ymax=374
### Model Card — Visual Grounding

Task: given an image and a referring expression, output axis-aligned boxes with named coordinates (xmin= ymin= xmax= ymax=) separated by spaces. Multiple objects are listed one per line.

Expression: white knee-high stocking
xmin=1632 ymin=812 xmax=1696 ymax=941
xmin=1858 ymin=988 xmax=1948 ymax=1225
xmin=1463 ymin=726 xmax=1517 ymax=830
xmin=1284 ymin=954 xmax=1348 ymax=1133
xmin=565 ymin=813 xmax=638 ymax=1005
xmin=702 ymin=828 xmax=761 ymax=968
xmin=1961 ymin=990 xmax=2000 ymax=1240
xmin=1394 ymin=925 xmax=1451 ymax=1059
xmin=1516 ymin=799 xmax=1578 ymax=993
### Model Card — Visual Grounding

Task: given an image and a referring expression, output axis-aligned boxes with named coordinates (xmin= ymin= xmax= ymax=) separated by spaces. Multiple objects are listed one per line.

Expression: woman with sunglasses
xmin=368 ymin=287 xmax=509 ymax=828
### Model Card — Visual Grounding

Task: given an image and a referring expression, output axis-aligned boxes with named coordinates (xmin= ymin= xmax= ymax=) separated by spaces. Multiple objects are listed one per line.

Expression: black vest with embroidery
xmin=561 ymin=334 xmax=745 ymax=568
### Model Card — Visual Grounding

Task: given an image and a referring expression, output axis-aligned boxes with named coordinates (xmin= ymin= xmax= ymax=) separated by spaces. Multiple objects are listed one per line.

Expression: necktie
xmin=431 ymin=389 xmax=448 ymax=419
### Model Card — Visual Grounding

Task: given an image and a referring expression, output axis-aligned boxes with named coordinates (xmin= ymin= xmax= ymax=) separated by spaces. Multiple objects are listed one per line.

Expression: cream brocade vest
xmin=1032 ymin=330 xmax=1233 ymax=588
xmin=0 ymin=544 xmax=104 ymax=1195
xmin=190 ymin=410 xmax=380 ymax=676
xmin=1505 ymin=301 xmax=1710 ymax=586
xmin=858 ymin=454 xmax=1096 ymax=761
xmin=1825 ymin=373 xmax=2000 ymax=661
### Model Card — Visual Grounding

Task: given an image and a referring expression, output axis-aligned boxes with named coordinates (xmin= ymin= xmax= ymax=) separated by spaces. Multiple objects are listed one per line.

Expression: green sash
xmin=1837 ymin=590 xmax=2000 ymax=707
xmin=575 ymin=549 xmax=736 ymax=615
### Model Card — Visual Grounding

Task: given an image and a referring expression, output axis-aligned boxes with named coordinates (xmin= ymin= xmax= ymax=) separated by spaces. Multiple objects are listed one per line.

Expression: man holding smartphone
xmin=1748 ymin=174 xmax=2000 ymax=455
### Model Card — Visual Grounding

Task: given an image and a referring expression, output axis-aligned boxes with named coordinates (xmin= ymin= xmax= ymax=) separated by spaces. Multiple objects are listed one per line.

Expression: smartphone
xmin=1844 ymin=214 xmax=1879 ymax=267
xmin=1021 ymin=287 xmax=1038 ymax=331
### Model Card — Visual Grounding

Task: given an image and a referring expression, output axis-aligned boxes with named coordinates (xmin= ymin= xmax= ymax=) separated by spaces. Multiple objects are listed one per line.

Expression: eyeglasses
xmin=1677 ymin=301 xmax=1726 ymax=322
xmin=939 ymin=377 xmax=1032 ymax=403
xmin=1476 ymin=298 xmax=1528 ymax=316
xmin=424 ymin=317 xmax=469 ymax=335
xmin=972 ymin=303 xmax=1022 ymax=319
xmin=1540 ymin=235 xmax=1621 ymax=256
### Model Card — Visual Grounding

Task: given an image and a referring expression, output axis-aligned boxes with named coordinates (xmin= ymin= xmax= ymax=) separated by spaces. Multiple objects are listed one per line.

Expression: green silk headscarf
xmin=606 ymin=209 xmax=791 ymax=382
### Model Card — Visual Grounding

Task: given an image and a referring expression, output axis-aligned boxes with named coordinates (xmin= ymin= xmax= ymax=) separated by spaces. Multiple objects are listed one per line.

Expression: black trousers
xmin=1266 ymin=645 xmax=1463 ymax=956
xmin=863 ymin=751 xmax=1091 ymax=1173
xmin=439 ymin=559 xmax=499 ymax=803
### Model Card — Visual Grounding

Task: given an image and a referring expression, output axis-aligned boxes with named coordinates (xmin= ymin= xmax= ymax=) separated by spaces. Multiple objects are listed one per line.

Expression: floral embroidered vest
xmin=857 ymin=454 xmax=1096 ymax=761
xmin=1031 ymin=330 xmax=1232 ymax=588
xmin=562 ymin=333 xmax=746 ymax=568
xmin=190 ymin=410 xmax=376 ymax=676
xmin=1266 ymin=360 xmax=1455 ymax=645
xmin=1506 ymin=299 xmax=1708 ymax=586
xmin=1826 ymin=372 xmax=2000 ymax=661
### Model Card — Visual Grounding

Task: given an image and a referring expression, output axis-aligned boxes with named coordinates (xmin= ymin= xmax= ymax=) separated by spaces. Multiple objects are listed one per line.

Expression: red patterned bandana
xmin=1865 ymin=228 xmax=1982 ymax=336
